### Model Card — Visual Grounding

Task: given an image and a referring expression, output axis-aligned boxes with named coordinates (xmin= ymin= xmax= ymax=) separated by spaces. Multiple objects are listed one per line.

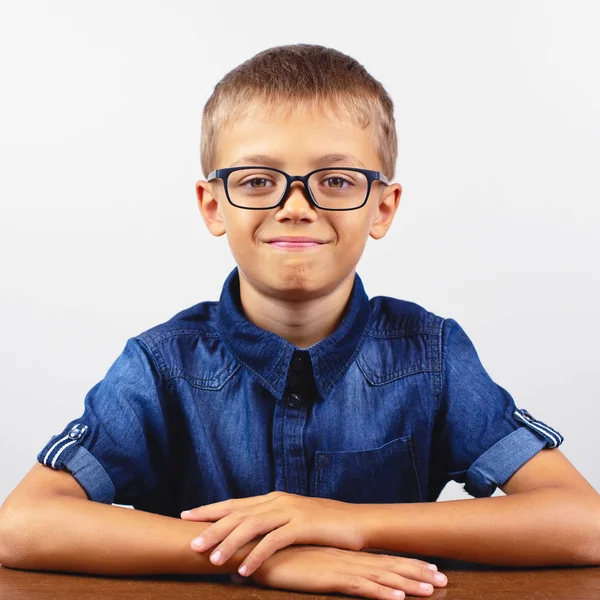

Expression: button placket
xmin=287 ymin=352 xmax=305 ymax=408
xmin=278 ymin=350 xmax=313 ymax=495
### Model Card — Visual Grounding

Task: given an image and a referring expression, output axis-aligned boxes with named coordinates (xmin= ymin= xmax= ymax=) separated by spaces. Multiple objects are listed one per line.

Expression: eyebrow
xmin=230 ymin=153 xmax=366 ymax=169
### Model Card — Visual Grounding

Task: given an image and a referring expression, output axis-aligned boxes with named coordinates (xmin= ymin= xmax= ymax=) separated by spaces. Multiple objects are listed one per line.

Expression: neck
xmin=237 ymin=270 xmax=356 ymax=349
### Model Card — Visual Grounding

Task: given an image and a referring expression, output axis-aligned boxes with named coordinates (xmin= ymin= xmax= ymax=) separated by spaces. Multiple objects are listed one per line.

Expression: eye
xmin=321 ymin=175 xmax=354 ymax=189
xmin=240 ymin=177 xmax=276 ymax=189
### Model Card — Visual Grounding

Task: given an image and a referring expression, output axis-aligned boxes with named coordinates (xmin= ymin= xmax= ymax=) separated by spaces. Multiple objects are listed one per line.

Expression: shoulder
xmin=367 ymin=295 xmax=445 ymax=336
xmin=366 ymin=296 xmax=473 ymax=350
xmin=135 ymin=300 xmax=221 ymax=346
xmin=358 ymin=295 xmax=446 ymax=385
xmin=128 ymin=300 xmax=240 ymax=390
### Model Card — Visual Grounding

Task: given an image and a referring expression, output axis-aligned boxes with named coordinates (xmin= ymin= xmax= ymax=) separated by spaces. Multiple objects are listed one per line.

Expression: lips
xmin=267 ymin=237 xmax=327 ymax=244
xmin=265 ymin=236 xmax=328 ymax=250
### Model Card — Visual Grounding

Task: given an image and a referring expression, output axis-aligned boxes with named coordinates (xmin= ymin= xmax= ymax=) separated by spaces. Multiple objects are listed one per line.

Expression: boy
xmin=1 ymin=44 xmax=599 ymax=600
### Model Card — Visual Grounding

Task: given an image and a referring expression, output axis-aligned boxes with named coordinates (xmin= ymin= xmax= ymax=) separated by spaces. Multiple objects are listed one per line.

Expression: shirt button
xmin=286 ymin=393 xmax=302 ymax=408
xmin=292 ymin=356 xmax=303 ymax=372
xmin=68 ymin=424 xmax=88 ymax=439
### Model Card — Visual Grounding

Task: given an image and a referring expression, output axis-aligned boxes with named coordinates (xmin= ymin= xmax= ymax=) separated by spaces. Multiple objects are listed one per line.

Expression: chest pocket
xmin=313 ymin=435 xmax=423 ymax=504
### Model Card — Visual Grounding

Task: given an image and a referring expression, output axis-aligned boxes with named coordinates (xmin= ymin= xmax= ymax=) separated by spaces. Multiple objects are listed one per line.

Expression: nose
xmin=276 ymin=180 xmax=317 ymax=218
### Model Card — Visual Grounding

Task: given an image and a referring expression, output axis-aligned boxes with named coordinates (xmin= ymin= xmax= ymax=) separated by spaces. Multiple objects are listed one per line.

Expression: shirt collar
xmin=217 ymin=266 xmax=371 ymax=401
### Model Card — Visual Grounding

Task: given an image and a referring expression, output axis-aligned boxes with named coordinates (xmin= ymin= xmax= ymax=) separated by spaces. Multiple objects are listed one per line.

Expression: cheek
xmin=335 ymin=216 xmax=371 ymax=247
xmin=223 ymin=212 xmax=262 ymax=245
xmin=225 ymin=219 xmax=272 ymax=271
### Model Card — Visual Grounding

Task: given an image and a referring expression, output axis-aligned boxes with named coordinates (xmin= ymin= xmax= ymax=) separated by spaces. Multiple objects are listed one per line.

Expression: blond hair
xmin=200 ymin=44 xmax=397 ymax=181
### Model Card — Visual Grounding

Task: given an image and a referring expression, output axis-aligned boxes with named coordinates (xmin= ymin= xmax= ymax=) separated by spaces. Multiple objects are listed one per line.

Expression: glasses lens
xmin=226 ymin=167 xmax=369 ymax=209
xmin=308 ymin=169 xmax=368 ymax=209
xmin=227 ymin=167 xmax=287 ymax=208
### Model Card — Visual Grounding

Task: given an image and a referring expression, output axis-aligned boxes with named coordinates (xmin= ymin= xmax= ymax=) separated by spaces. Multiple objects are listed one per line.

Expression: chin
xmin=238 ymin=255 xmax=348 ymax=300
xmin=266 ymin=266 xmax=340 ymax=300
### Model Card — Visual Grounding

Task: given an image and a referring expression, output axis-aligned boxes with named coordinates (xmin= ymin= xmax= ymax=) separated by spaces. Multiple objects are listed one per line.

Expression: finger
xmin=363 ymin=551 xmax=438 ymax=572
xmin=237 ymin=523 xmax=297 ymax=576
xmin=344 ymin=567 xmax=439 ymax=599
xmin=190 ymin=503 xmax=285 ymax=553
xmin=347 ymin=551 xmax=448 ymax=592
xmin=396 ymin=564 xmax=447 ymax=589
xmin=181 ymin=498 xmax=241 ymax=521
xmin=374 ymin=555 xmax=448 ymax=590
xmin=337 ymin=573 xmax=407 ymax=600
xmin=190 ymin=512 xmax=246 ymax=553
xmin=181 ymin=501 xmax=231 ymax=520
xmin=182 ymin=505 xmax=235 ymax=521
xmin=398 ymin=557 xmax=439 ymax=571
xmin=207 ymin=514 xmax=290 ymax=567
xmin=181 ymin=494 xmax=272 ymax=520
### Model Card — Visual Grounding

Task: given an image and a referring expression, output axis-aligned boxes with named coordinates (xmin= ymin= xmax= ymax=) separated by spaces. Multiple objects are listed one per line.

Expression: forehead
xmin=215 ymin=105 xmax=381 ymax=171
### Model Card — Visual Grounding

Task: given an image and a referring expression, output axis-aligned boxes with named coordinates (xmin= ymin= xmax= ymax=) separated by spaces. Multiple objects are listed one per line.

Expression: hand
xmin=181 ymin=491 xmax=365 ymax=576
xmin=230 ymin=545 xmax=449 ymax=599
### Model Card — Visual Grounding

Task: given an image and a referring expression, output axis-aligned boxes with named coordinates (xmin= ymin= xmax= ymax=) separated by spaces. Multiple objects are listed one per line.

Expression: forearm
xmin=0 ymin=496 xmax=260 ymax=575
xmin=360 ymin=487 xmax=600 ymax=566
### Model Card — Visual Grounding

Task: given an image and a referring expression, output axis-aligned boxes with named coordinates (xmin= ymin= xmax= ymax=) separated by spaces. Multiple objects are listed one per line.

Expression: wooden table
xmin=2 ymin=557 xmax=600 ymax=599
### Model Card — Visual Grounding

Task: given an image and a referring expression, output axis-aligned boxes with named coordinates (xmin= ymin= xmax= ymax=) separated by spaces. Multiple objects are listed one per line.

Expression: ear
xmin=369 ymin=183 xmax=402 ymax=240
xmin=196 ymin=179 xmax=226 ymax=237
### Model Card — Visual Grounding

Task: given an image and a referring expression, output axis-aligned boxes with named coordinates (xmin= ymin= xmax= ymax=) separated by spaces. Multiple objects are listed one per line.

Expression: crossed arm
xmin=1 ymin=448 xmax=599 ymax=578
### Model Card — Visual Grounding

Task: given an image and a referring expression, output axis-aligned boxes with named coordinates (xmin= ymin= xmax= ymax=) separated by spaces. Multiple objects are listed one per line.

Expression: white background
xmin=1 ymin=1 xmax=598 ymax=506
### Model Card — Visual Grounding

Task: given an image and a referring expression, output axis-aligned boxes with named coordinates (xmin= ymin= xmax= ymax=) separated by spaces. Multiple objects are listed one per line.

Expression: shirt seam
xmin=366 ymin=327 xmax=439 ymax=339
xmin=436 ymin=317 xmax=450 ymax=413
xmin=141 ymin=328 xmax=221 ymax=351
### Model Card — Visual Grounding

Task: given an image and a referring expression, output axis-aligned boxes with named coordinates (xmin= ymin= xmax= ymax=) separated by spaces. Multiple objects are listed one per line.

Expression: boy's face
xmin=196 ymin=106 xmax=402 ymax=301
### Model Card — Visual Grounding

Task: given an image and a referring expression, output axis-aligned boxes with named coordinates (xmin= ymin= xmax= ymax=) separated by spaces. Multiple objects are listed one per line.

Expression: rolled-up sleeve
xmin=36 ymin=337 xmax=170 ymax=505
xmin=434 ymin=318 xmax=564 ymax=498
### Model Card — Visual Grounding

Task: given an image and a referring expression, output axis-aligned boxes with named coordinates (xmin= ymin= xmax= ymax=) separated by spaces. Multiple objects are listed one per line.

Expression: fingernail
xmin=420 ymin=582 xmax=433 ymax=591
xmin=434 ymin=572 xmax=447 ymax=583
xmin=393 ymin=591 xmax=404 ymax=598
xmin=238 ymin=564 xmax=248 ymax=576
xmin=181 ymin=510 xmax=190 ymax=516
xmin=427 ymin=563 xmax=438 ymax=571
xmin=191 ymin=536 xmax=204 ymax=549
xmin=211 ymin=550 xmax=222 ymax=564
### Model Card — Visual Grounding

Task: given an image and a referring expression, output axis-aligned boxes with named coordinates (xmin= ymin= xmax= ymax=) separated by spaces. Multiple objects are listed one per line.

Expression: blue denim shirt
xmin=37 ymin=267 xmax=564 ymax=516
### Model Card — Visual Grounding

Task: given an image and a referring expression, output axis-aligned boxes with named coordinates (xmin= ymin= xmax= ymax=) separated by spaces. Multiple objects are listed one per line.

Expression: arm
xmin=360 ymin=448 xmax=600 ymax=567
xmin=0 ymin=463 xmax=260 ymax=575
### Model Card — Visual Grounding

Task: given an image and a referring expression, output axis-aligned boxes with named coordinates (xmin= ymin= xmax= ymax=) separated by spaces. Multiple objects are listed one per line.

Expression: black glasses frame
xmin=206 ymin=166 xmax=390 ymax=211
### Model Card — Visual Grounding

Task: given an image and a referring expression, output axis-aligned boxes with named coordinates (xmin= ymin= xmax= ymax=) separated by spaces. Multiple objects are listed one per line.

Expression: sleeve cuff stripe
xmin=50 ymin=439 xmax=79 ymax=468
xmin=43 ymin=434 xmax=71 ymax=466
xmin=513 ymin=409 xmax=564 ymax=448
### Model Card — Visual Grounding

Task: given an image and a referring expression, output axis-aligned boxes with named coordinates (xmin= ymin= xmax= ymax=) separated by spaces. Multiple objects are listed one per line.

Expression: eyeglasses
xmin=206 ymin=166 xmax=390 ymax=211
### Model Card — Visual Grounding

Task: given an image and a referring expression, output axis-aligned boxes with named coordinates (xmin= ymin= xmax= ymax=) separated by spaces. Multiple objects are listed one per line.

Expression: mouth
xmin=265 ymin=237 xmax=328 ymax=250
